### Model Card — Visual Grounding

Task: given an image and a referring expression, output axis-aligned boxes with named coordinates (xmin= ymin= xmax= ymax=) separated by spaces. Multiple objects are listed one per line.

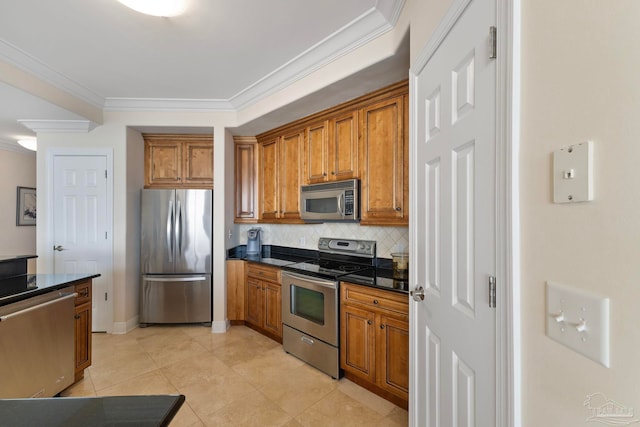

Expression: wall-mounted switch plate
xmin=546 ymin=281 xmax=609 ymax=367
xmin=553 ymin=141 xmax=593 ymax=203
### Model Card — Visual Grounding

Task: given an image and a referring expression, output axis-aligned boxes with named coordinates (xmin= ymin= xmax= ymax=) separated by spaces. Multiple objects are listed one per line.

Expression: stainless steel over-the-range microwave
xmin=300 ymin=179 xmax=359 ymax=222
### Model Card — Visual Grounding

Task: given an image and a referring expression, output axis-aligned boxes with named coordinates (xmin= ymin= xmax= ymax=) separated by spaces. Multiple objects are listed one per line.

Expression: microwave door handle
xmin=337 ymin=194 xmax=345 ymax=218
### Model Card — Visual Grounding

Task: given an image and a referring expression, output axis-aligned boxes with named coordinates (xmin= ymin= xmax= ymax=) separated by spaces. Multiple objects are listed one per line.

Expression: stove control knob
xmin=359 ymin=243 xmax=365 ymax=250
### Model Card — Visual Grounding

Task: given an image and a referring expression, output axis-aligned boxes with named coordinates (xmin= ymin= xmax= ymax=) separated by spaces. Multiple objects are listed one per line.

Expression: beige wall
xmin=0 ymin=149 xmax=36 ymax=258
xmin=520 ymin=0 xmax=640 ymax=425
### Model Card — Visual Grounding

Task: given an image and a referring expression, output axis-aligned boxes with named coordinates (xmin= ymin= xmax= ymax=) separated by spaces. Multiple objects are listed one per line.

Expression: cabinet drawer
xmin=246 ymin=263 xmax=280 ymax=283
xmin=74 ymin=281 xmax=92 ymax=306
xmin=341 ymin=282 xmax=408 ymax=316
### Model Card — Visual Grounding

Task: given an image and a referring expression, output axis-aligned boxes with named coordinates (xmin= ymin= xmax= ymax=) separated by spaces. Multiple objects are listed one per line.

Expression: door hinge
xmin=105 ymin=231 xmax=108 ymax=240
xmin=489 ymin=26 xmax=497 ymax=60
xmin=489 ymin=276 xmax=496 ymax=308
xmin=105 ymin=292 xmax=108 ymax=301
xmin=105 ymin=170 xmax=108 ymax=179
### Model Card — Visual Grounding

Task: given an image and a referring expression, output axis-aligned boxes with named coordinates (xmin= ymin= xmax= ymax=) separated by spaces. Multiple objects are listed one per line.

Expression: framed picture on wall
xmin=16 ymin=186 xmax=36 ymax=226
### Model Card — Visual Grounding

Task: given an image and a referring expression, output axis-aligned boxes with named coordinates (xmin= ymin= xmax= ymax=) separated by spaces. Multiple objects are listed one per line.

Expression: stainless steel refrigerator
xmin=140 ymin=189 xmax=212 ymax=326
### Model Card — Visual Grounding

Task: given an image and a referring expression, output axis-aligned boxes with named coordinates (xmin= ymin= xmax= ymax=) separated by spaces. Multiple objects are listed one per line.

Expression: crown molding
xmin=18 ymin=119 xmax=98 ymax=133
xmin=228 ymin=5 xmax=398 ymax=110
xmin=0 ymin=39 xmax=105 ymax=109
xmin=0 ymin=0 xmax=405 ymax=114
xmin=103 ymin=97 xmax=234 ymax=112
xmin=376 ymin=0 xmax=406 ymax=24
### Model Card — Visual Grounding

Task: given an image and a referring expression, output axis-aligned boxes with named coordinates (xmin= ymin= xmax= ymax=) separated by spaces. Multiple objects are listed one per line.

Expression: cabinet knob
xmin=395 ymin=207 xmax=401 ymax=211
xmin=323 ymin=173 xmax=327 ymax=176
xmin=331 ymin=171 xmax=335 ymax=175
xmin=380 ymin=324 xmax=386 ymax=329
xmin=367 ymin=320 xmax=373 ymax=325
xmin=373 ymin=299 xmax=379 ymax=305
xmin=74 ymin=314 xmax=81 ymax=319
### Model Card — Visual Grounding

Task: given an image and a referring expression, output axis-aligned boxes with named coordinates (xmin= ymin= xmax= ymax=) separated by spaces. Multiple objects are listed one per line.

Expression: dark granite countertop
xmin=339 ymin=267 xmax=410 ymax=294
xmin=0 ymin=273 xmax=101 ymax=307
xmin=227 ymin=245 xmax=409 ymax=294
xmin=0 ymin=255 xmax=37 ymax=263
xmin=0 ymin=394 xmax=184 ymax=427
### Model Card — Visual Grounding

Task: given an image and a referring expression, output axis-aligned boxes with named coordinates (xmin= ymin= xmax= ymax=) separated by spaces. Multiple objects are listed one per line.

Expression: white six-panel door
xmin=53 ymin=155 xmax=111 ymax=332
xmin=410 ymin=0 xmax=497 ymax=425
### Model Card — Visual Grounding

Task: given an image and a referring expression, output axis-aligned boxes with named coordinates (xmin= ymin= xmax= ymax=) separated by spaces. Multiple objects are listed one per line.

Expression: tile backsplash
xmin=235 ymin=223 xmax=409 ymax=259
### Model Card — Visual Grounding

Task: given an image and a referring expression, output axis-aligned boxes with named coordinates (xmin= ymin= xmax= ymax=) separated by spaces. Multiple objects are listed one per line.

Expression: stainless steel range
xmin=281 ymin=237 xmax=376 ymax=378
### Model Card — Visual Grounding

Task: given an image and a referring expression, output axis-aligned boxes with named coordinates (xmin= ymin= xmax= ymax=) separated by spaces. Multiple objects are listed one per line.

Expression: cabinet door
xmin=74 ymin=302 xmax=92 ymax=378
xmin=279 ymin=130 xmax=303 ymax=220
xmin=226 ymin=260 xmax=246 ymax=321
xmin=145 ymin=140 xmax=182 ymax=187
xmin=377 ymin=314 xmax=409 ymax=399
xmin=183 ymin=140 xmax=213 ymax=187
xmin=263 ymin=281 xmax=282 ymax=338
xmin=340 ymin=304 xmax=376 ymax=383
xmin=329 ymin=111 xmax=358 ymax=181
xmin=359 ymin=95 xmax=408 ymax=225
xmin=245 ymin=277 xmax=263 ymax=328
xmin=234 ymin=138 xmax=258 ymax=222
xmin=259 ymin=138 xmax=280 ymax=220
xmin=304 ymin=121 xmax=329 ymax=184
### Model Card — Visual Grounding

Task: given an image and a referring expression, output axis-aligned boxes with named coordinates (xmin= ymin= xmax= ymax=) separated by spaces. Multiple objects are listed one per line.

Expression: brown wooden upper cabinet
xmin=258 ymin=130 xmax=303 ymax=222
xmin=304 ymin=111 xmax=359 ymax=184
xmin=144 ymin=134 xmax=213 ymax=189
xmin=235 ymin=80 xmax=409 ymax=225
xmin=359 ymin=94 xmax=409 ymax=226
xmin=234 ymin=137 xmax=258 ymax=223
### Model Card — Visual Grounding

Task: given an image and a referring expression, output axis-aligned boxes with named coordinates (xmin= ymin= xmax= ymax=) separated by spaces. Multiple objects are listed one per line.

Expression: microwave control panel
xmin=344 ymin=190 xmax=354 ymax=215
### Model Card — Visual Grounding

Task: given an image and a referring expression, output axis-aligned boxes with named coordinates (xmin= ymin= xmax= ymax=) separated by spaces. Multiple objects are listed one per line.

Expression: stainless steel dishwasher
xmin=0 ymin=286 xmax=76 ymax=398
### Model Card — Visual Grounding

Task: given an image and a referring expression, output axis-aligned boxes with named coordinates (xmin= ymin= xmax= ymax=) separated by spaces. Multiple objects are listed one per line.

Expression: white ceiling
xmin=0 ymin=0 xmax=408 ymax=151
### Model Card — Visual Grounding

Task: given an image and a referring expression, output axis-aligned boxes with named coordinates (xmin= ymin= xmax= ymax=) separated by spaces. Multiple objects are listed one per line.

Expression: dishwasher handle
xmin=0 ymin=292 xmax=77 ymax=322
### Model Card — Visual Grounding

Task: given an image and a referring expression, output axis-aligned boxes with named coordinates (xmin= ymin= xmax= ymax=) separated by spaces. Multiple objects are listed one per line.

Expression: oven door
xmin=281 ymin=271 xmax=338 ymax=346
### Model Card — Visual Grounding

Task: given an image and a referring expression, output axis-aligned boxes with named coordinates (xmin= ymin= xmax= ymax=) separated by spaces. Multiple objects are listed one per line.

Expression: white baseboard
xmin=211 ymin=319 xmax=230 ymax=333
xmin=111 ymin=316 xmax=139 ymax=334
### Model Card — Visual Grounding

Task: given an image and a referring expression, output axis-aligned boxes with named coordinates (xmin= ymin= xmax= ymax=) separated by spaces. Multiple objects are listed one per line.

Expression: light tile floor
xmin=62 ymin=325 xmax=409 ymax=427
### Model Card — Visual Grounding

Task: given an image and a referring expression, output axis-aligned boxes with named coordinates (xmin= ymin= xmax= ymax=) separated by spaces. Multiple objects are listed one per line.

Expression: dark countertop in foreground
xmin=0 ymin=273 xmax=101 ymax=306
xmin=228 ymin=245 xmax=409 ymax=294
xmin=0 ymin=394 xmax=185 ymax=427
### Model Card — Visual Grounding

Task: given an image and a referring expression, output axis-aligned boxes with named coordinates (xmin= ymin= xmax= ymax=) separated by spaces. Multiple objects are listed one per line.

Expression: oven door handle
xmin=282 ymin=271 xmax=338 ymax=289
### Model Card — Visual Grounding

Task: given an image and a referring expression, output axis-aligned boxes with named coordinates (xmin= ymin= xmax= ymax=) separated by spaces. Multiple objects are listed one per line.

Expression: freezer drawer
xmin=140 ymin=275 xmax=212 ymax=325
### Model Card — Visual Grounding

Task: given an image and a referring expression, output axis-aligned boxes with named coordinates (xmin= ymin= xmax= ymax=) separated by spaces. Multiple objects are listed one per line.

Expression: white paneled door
xmin=53 ymin=155 xmax=111 ymax=332
xmin=410 ymin=0 xmax=497 ymax=425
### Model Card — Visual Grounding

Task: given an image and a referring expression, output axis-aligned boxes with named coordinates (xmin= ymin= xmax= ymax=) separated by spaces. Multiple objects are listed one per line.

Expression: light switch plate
xmin=546 ymin=281 xmax=609 ymax=367
xmin=553 ymin=141 xmax=593 ymax=203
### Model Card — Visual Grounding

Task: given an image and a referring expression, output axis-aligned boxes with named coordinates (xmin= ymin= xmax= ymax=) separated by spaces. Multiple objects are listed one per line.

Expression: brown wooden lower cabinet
xmin=244 ymin=263 xmax=282 ymax=342
xmin=74 ymin=280 xmax=92 ymax=382
xmin=226 ymin=260 xmax=246 ymax=324
xmin=340 ymin=282 xmax=409 ymax=409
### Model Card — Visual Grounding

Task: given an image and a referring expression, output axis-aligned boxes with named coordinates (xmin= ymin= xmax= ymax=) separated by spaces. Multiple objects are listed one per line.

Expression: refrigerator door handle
xmin=176 ymin=200 xmax=182 ymax=256
xmin=144 ymin=276 xmax=207 ymax=282
xmin=167 ymin=200 xmax=174 ymax=262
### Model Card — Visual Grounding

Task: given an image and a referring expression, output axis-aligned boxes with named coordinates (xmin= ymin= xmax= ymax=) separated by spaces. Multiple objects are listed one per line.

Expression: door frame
xmin=408 ymin=0 xmax=520 ymax=426
xmin=47 ymin=147 xmax=114 ymax=333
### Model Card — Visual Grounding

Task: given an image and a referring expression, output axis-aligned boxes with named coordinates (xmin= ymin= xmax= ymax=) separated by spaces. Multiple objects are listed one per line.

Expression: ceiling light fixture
xmin=117 ymin=0 xmax=188 ymax=17
xmin=17 ymin=139 xmax=37 ymax=151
